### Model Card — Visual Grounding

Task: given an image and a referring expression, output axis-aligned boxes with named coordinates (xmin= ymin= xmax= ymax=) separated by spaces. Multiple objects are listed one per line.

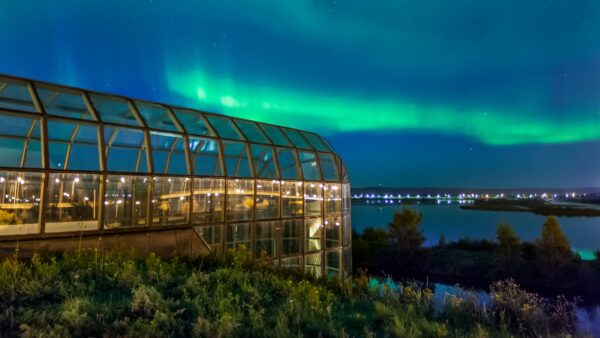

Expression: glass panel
xmin=281 ymin=181 xmax=303 ymax=218
xmin=260 ymin=124 xmax=291 ymax=146
xmin=255 ymin=220 xmax=278 ymax=258
xmin=104 ymin=175 xmax=149 ymax=229
xmin=226 ymin=222 xmax=251 ymax=250
xmin=326 ymin=250 xmax=341 ymax=277
xmin=90 ymin=94 xmax=141 ymax=126
xmin=299 ymin=152 xmax=321 ymax=180
xmin=305 ymin=252 xmax=322 ymax=277
xmin=319 ymin=153 xmax=340 ymax=181
xmin=104 ymin=127 xmax=149 ymax=173
xmin=302 ymin=132 xmax=332 ymax=152
xmin=222 ymin=141 xmax=252 ymax=177
xmin=234 ymin=120 xmax=269 ymax=143
xmin=325 ymin=216 xmax=341 ymax=248
xmin=0 ymin=77 xmax=35 ymax=112
xmin=255 ymin=179 xmax=279 ymax=219
xmin=36 ymin=84 xmax=93 ymax=120
xmin=189 ymin=137 xmax=223 ymax=176
xmin=48 ymin=120 xmax=100 ymax=171
xmin=343 ymin=213 xmax=352 ymax=247
xmin=283 ymin=128 xmax=312 ymax=149
xmin=206 ymin=115 xmax=244 ymax=140
xmin=342 ymin=183 xmax=351 ymax=215
xmin=343 ymin=246 xmax=352 ymax=279
xmin=282 ymin=219 xmax=301 ymax=257
xmin=304 ymin=182 xmax=323 ymax=217
xmin=46 ymin=173 xmax=100 ymax=233
xmin=0 ymin=171 xmax=41 ymax=236
xmin=324 ymin=183 xmax=342 ymax=215
xmin=276 ymin=148 xmax=301 ymax=180
xmin=192 ymin=178 xmax=225 ymax=223
xmin=305 ymin=217 xmax=322 ymax=252
xmin=135 ymin=101 xmax=180 ymax=132
xmin=0 ymin=114 xmax=42 ymax=168
xmin=151 ymin=177 xmax=191 ymax=226
xmin=195 ymin=224 xmax=222 ymax=254
xmin=226 ymin=179 xmax=254 ymax=221
xmin=251 ymin=145 xmax=278 ymax=179
xmin=149 ymin=132 xmax=187 ymax=174
xmin=172 ymin=109 xmax=215 ymax=136
xmin=281 ymin=256 xmax=301 ymax=269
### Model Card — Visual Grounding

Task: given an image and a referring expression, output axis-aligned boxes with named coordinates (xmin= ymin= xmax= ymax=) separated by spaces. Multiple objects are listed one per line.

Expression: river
xmin=352 ymin=201 xmax=600 ymax=259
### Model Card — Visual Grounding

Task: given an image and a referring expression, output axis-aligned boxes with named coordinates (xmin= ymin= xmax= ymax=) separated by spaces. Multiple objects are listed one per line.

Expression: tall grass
xmin=0 ymin=249 xmax=584 ymax=337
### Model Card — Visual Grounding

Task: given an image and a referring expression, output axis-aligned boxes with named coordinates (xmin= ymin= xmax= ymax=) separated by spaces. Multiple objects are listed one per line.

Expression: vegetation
xmin=0 ymin=248 xmax=583 ymax=337
xmin=460 ymin=198 xmax=600 ymax=217
xmin=388 ymin=207 xmax=425 ymax=254
xmin=495 ymin=223 xmax=521 ymax=274
xmin=354 ymin=208 xmax=600 ymax=296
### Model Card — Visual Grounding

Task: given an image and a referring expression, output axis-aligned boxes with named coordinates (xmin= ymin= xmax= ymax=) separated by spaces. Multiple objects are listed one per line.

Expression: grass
xmin=0 ymin=249 xmax=586 ymax=337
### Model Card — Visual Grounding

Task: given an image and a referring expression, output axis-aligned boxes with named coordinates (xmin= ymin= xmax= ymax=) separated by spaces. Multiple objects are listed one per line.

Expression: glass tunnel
xmin=0 ymin=74 xmax=351 ymax=280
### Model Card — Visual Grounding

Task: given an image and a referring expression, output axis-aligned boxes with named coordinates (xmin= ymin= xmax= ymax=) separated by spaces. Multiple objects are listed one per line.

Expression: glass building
xmin=0 ymin=74 xmax=351 ymax=280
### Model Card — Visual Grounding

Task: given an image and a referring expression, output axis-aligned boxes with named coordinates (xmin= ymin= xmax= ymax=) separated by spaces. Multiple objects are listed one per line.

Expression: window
xmin=282 ymin=128 xmax=312 ymax=150
xmin=0 ymin=171 xmax=42 ymax=236
xmin=234 ymin=120 xmax=270 ymax=143
xmin=326 ymin=250 xmax=341 ymax=277
xmin=0 ymin=114 xmax=42 ymax=168
xmin=36 ymin=84 xmax=94 ymax=120
xmin=324 ymin=183 xmax=342 ymax=215
xmin=189 ymin=137 xmax=222 ymax=176
xmin=255 ymin=220 xmax=278 ymax=258
xmin=195 ymin=224 xmax=222 ymax=254
xmin=104 ymin=127 xmax=149 ymax=173
xmin=0 ymin=77 xmax=35 ymax=112
xmin=89 ymin=94 xmax=141 ymax=126
xmin=301 ymin=131 xmax=332 ymax=152
xmin=104 ymin=175 xmax=149 ymax=229
xmin=343 ymin=246 xmax=352 ymax=279
xmin=206 ymin=115 xmax=244 ymax=140
xmin=299 ymin=151 xmax=321 ymax=180
xmin=226 ymin=222 xmax=251 ymax=250
xmin=259 ymin=124 xmax=291 ymax=146
xmin=255 ymin=179 xmax=279 ymax=219
xmin=319 ymin=153 xmax=340 ymax=181
xmin=281 ymin=181 xmax=303 ymax=218
xmin=48 ymin=120 xmax=100 ymax=171
xmin=324 ymin=216 xmax=341 ymax=248
xmin=192 ymin=178 xmax=225 ymax=223
xmin=305 ymin=217 xmax=322 ymax=252
xmin=282 ymin=219 xmax=301 ymax=257
xmin=149 ymin=132 xmax=187 ymax=175
xmin=305 ymin=252 xmax=322 ymax=277
xmin=343 ymin=213 xmax=351 ymax=247
xmin=222 ymin=141 xmax=252 ymax=177
xmin=135 ymin=101 xmax=180 ymax=132
xmin=151 ymin=177 xmax=190 ymax=226
xmin=46 ymin=173 xmax=100 ymax=233
xmin=172 ymin=108 xmax=215 ymax=136
xmin=304 ymin=182 xmax=322 ymax=217
xmin=251 ymin=145 xmax=278 ymax=179
xmin=276 ymin=148 xmax=301 ymax=180
xmin=226 ymin=179 xmax=254 ymax=221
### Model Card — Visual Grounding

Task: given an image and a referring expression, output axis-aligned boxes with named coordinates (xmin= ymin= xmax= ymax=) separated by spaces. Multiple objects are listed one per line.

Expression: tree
xmin=388 ymin=208 xmax=425 ymax=254
xmin=495 ymin=223 xmax=521 ymax=274
xmin=537 ymin=216 xmax=572 ymax=269
xmin=438 ymin=233 xmax=447 ymax=247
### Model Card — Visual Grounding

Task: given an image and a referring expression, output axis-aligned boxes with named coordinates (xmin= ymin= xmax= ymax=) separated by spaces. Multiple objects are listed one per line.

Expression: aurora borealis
xmin=1 ymin=1 xmax=599 ymax=187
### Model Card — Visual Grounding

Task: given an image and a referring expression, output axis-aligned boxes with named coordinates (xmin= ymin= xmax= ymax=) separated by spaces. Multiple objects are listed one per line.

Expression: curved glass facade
xmin=0 ymin=75 xmax=351 ymax=280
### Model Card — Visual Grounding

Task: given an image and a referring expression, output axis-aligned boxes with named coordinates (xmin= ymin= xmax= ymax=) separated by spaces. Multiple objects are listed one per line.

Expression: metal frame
xmin=0 ymin=74 xmax=351 ymax=280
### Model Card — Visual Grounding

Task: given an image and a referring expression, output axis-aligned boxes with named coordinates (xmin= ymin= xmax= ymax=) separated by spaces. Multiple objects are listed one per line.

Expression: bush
xmin=446 ymin=238 xmax=497 ymax=252
xmin=0 ymin=249 xmax=581 ymax=337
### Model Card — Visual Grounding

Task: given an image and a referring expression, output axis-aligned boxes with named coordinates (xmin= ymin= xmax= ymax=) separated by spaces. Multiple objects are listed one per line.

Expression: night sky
xmin=1 ymin=1 xmax=599 ymax=188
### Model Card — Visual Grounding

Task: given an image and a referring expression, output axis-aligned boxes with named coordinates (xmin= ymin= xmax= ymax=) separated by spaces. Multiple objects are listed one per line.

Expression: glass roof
xmin=0 ymin=75 xmax=343 ymax=181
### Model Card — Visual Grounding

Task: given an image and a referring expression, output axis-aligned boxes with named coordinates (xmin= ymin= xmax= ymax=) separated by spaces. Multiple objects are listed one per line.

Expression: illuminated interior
xmin=0 ymin=74 xmax=351 ymax=279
